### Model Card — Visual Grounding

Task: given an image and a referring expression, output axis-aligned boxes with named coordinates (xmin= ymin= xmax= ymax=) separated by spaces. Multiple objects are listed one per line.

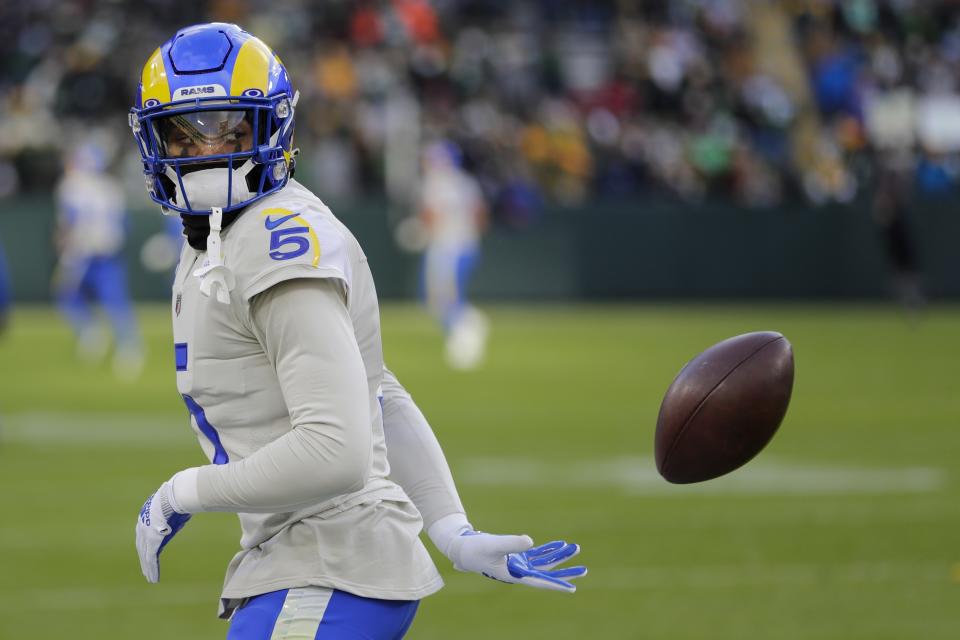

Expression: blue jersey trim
xmin=182 ymin=394 xmax=229 ymax=464
xmin=174 ymin=343 xmax=188 ymax=371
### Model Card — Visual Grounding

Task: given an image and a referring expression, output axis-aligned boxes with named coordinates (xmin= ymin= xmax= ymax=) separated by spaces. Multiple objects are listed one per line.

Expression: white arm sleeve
xmin=173 ymin=278 xmax=371 ymax=514
xmin=381 ymin=367 xmax=466 ymax=528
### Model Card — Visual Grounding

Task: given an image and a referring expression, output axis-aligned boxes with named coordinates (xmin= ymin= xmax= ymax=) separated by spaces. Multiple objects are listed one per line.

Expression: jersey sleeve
xmin=229 ymin=200 xmax=354 ymax=302
xmin=381 ymin=366 xmax=466 ymax=527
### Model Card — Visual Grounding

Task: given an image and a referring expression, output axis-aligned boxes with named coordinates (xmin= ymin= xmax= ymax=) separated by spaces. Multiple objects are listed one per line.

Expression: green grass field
xmin=0 ymin=303 xmax=957 ymax=639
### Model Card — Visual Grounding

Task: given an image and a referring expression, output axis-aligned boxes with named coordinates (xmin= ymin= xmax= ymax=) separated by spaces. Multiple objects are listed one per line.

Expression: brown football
xmin=655 ymin=331 xmax=794 ymax=484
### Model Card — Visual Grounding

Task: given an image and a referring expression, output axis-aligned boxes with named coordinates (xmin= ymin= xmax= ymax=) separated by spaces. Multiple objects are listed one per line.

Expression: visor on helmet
xmin=153 ymin=110 xmax=255 ymax=159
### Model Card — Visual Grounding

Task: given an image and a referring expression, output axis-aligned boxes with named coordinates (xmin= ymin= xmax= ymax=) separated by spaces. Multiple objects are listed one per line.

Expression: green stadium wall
xmin=2 ymin=195 xmax=958 ymax=302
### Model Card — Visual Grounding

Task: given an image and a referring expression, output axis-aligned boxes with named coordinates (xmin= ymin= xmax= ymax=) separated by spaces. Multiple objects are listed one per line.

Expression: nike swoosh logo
xmin=264 ymin=212 xmax=300 ymax=229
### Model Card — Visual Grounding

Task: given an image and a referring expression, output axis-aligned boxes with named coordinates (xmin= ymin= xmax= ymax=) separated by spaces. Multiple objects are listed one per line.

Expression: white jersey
xmin=55 ymin=170 xmax=126 ymax=257
xmin=171 ymin=179 xmax=442 ymax=614
xmin=421 ymin=166 xmax=483 ymax=250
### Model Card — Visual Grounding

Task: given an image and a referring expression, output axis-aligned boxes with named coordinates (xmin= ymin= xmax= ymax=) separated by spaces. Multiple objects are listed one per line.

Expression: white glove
xmin=429 ymin=514 xmax=587 ymax=593
xmin=135 ymin=480 xmax=192 ymax=583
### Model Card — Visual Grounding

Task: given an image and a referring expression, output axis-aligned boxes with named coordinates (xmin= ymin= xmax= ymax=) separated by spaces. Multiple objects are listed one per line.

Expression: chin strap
xmin=192 ymin=207 xmax=235 ymax=304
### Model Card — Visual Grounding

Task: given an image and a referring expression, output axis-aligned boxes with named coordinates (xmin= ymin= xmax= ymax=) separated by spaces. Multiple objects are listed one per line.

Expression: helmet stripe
xmin=141 ymin=47 xmax=171 ymax=105
xmin=229 ymin=37 xmax=273 ymax=96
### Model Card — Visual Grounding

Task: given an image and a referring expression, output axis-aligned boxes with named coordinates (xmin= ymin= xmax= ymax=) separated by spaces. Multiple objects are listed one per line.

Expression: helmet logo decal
xmin=143 ymin=98 xmax=160 ymax=108
xmin=173 ymin=84 xmax=227 ymax=100
xmin=242 ymin=88 xmax=264 ymax=97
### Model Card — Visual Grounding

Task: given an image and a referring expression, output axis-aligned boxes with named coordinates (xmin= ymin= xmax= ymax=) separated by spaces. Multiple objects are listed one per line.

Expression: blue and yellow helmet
xmin=130 ymin=23 xmax=297 ymax=215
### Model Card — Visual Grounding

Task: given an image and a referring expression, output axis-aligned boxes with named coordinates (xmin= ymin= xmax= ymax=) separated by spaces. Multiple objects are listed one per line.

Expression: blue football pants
xmin=55 ymin=255 xmax=138 ymax=347
xmin=226 ymin=588 xmax=419 ymax=639
xmin=421 ymin=246 xmax=479 ymax=332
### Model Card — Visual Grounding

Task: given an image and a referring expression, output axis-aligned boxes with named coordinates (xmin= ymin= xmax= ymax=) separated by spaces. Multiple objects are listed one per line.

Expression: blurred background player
xmin=419 ymin=140 xmax=489 ymax=370
xmin=53 ymin=140 xmax=143 ymax=378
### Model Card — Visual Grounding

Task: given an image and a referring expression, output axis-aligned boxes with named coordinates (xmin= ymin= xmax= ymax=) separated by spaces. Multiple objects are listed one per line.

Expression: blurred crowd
xmin=2 ymin=0 xmax=960 ymax=221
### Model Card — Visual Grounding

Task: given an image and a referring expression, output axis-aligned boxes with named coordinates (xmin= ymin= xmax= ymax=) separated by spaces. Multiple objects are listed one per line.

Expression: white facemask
xmin=165 ymin=160 xmax=256 ymax=212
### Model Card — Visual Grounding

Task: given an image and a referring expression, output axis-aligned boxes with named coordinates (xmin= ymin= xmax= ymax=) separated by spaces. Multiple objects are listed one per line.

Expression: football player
xmin=418 ymin=139 xmax=490 ymax=370
xmin=54 ymin=140 xmax=143 ymax=377
xmin=131 ymin=24 xmax=585 ymax=639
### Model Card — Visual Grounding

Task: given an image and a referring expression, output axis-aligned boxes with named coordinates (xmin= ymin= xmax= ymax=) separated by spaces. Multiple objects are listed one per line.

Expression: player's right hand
xmin=135 ymin=480 xmax=191 ymax=583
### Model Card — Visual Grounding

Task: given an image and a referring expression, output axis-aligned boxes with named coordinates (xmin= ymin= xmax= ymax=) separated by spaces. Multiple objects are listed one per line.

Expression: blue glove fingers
xmin=543 ymin=566 xmax=588 ymax=580
xmin=528 ymin=543 xmax=580 ymax=569
xmin=506 ymin=556 xmax=578 ymax=591
xmin=506 ymin=552 xmax=535 ymax=578
xmin=525 ymin=540 xmax=567 ymax=557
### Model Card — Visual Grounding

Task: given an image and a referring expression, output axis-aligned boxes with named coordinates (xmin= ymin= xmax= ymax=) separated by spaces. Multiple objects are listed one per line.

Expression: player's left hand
xmin=448 ymin=531 xmax=587 ymax=593
xmin=135 ymin=480 xmax=191 ymax=583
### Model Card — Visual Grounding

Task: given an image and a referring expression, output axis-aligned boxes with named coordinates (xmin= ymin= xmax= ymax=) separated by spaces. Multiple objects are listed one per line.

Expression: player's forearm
xmin=171 ymin=419 xmax=369 ymax=513
xmin=381 ymin=367 xmax=465 ymax=528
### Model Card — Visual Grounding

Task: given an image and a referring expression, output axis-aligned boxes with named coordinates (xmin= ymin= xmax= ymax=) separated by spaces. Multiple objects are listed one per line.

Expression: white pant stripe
xmin=270 ymin=587 xmax=333 ymax=639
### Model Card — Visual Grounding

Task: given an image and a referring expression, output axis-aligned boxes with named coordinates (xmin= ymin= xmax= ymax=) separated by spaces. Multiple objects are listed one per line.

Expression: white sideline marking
xmin=439 ymin=561 xmax=950 ymax=596
xmin=0 ymin=561 xmax=948 ymax=611
xmin=0 ymin=584 xmax=215 ymax=612
xmin=457 ymin=456 xmax=947 ymax=495
xmin=2 ymin=414 xmax=947 ymax=493
xmin=0 ymin=412 xmax=192 ymax=447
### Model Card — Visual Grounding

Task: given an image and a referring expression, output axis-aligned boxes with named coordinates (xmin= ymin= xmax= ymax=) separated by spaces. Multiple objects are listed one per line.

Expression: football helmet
xmin=130 ymin=23 xmax=297 ymax=215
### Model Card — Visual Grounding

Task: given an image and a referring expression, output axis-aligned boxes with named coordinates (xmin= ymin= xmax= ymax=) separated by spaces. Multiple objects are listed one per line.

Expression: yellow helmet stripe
xmin=140 ymin=47 xmax=171 ymax=105
xmin=230 ymin=37 xmax=274 ymax=96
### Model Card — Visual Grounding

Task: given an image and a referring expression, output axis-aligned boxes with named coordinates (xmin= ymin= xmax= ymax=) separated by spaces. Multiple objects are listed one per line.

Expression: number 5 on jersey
xmin=269 ymin=226 xmax=311 ymax=260
xmin=263 ymin=209 xmax=315 ymax=262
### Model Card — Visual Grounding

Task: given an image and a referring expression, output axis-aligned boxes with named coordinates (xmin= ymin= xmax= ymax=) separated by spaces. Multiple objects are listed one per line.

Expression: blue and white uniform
xmin=131 ymin=25 xmax=584 ymax=639
xmin=54 ymin=154 xmax=141 ymax=369
xmin=421 ymin=158 xmax=484 ymax=329
xmin=168 ymin=180 xmax=443 ymax=635
xmin=419 ymin=145 xmax=488 ymax=369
